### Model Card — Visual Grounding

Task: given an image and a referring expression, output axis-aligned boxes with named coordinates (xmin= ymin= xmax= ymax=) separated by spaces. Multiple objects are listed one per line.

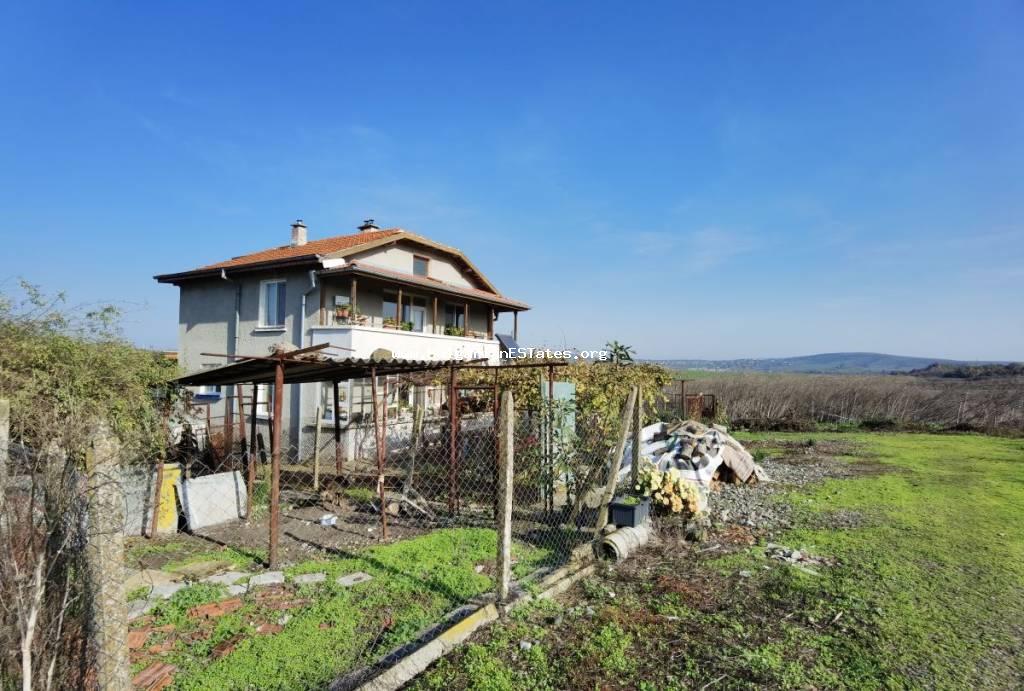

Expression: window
xmin=259 ymin=280 xmax=286 ymax=328
xmin=382 ymin=291 xmax=399 ymax=322
xmin=196 ymin=364 xmax=221 ymax=399
xmin=254 ymin=383 xmax=274 ymax=418
xmin=402 ymin=296 xmax=427 ymax=332
xmin=320 ymin=382 xmax=348 ymax=423
xmin=413 ymin=255 xmax=429 ymax=277
xmin=444 ymin=303 xmax=465 ymax=328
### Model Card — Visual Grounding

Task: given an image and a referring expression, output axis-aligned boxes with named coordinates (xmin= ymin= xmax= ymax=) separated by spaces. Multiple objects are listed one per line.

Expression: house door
xmin=408 ymin=305 xmax=427 ymax=332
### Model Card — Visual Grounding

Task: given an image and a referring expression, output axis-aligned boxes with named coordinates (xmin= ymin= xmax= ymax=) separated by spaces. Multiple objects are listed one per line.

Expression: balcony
xmin=310 ymin=323 xmax=501 ymax=363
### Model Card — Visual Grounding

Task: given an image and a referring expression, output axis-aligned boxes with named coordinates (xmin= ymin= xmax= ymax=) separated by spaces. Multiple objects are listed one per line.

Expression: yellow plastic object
xmin=155 ymin=463 xmax=182 ymax=534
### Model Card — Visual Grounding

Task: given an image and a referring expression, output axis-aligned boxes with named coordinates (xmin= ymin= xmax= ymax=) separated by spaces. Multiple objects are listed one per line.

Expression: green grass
xmin=127 ymin=539 xmax=267 ymax=572
xmin=155 ymin=528 xmax=550 ymax=690
xmin=413 ymin=432 xmax=1024 ymax=690
xmin=755 ymin=432 xmax=1024 ymax=688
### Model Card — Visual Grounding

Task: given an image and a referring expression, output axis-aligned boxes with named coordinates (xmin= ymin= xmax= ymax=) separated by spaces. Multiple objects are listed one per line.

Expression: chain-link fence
xmin=1 ymin=384 xmax=639 ymax=689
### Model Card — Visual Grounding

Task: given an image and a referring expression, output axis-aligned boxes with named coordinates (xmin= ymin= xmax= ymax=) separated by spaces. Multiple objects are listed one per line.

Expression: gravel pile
xmin=707 ymin=446 xmax=858 ymax=535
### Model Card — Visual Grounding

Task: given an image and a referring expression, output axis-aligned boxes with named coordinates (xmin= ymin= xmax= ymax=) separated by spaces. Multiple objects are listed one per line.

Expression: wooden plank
xmin=595 ymin=386 xmax=637 ymax=530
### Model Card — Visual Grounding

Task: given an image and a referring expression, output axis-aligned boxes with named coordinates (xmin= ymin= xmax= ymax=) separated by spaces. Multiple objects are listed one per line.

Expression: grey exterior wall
xmin=178 ymin=269 xmax=320 ymax=450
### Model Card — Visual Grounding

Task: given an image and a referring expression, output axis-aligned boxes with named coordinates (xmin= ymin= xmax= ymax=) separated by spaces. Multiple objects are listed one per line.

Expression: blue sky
xmin=1 ymin=1 xmax=1021 ymax=360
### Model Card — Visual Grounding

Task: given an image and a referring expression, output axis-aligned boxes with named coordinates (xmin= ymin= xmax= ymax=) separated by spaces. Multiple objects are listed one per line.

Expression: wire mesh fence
xmin=0 ymin=384 xmax=638 ymax=689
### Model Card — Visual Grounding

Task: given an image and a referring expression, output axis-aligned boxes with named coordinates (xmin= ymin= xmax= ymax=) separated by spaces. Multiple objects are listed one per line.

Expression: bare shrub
xmin=694 ymin=373 xmax=1024 ymax=433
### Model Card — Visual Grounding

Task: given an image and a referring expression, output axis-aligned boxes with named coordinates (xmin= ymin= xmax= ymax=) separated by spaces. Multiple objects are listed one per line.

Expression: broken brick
xmin=148 ymin=638 xmax=176 ymax=655
xmin=211 ymin=634 xmax=245 ymax=659
xmin=262 ymin=598 xmax=310 ymax=611
xmin=188 ymin=597 xmax=243 ymax=620
xmin=255 ymin=622 xmax=283 ymax=635
xmin=132 ymin=661 xmax=176 ymax=690
xmin=127 ymin=629 xmax=151 ymax=650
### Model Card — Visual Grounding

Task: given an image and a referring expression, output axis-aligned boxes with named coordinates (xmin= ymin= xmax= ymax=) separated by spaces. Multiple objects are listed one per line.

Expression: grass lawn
xmin=130 ymin=528 xmax=550 ymax=690
xmin=412 ymin=432 xmax=1024 ymax=690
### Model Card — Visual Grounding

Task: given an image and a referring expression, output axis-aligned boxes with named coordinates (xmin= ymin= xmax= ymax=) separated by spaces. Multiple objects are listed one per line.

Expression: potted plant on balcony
xmin=383 ymin=317 xmax=399 ymax=329
xmin=401 ymin=321 xmax=414 ymax=331
xmin=334 ymin=303 xmax=352 ymax=321
xmin=444 ymin=325 xmax=465 ymax=337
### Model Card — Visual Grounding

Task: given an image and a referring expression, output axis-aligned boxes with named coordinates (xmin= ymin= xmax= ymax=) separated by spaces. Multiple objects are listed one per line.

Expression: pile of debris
xmin=624 ymin=419 xmax=769 ymax=511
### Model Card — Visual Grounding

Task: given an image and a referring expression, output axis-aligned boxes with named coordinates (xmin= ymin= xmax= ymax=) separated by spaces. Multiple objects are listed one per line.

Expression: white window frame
xmin=254 ymin=383 xmax=274 ymax=419
xmin=320 ymin=382 xmax=348 ymax=424
xmin=258 ymin=279 xmax=287 ymax=329
xmin=196 ymin=364 xmax=222 ymax=399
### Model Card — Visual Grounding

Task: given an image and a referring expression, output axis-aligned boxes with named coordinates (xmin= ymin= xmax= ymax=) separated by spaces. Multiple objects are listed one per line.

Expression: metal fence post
xmin=595 ymin=386 xmax=637 ymax=531
xmin=496 ymin=390 xmax=514 ymax=603
xmin=85 ymin=424 xmax=130 ymax=691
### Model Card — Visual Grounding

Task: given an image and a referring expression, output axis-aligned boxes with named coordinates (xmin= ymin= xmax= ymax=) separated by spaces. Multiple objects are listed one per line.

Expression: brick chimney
xmin=290 ymin=219 xmax=307 ymax=246
xmin=358 ymin=218 xmax=379 ymax=233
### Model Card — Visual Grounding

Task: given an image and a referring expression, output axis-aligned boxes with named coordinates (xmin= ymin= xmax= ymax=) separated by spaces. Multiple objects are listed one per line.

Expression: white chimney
xmin=290 ymin=219 xmax=307 ymax=246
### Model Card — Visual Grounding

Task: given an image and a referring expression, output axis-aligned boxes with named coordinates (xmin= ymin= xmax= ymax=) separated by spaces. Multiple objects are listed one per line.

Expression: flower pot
xmin=609 ymin=496 xmax=651 ymax=528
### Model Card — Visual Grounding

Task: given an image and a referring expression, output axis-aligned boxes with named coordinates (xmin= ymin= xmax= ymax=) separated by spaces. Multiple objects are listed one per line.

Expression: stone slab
xmin=124 ymin=568 xmax=178 ymax=593
xmin=202 ymin=570 xmax=250 ymax=586
xmin=292 ymin=572 xmax=327 ymax=585
xmin=176 ymin=471 xmax=246 ymax=530
xmin=171 ymin=559 xmax=234 ymax=579
xmin=150 ymin=582 xmax=186 ymax=600
xmin=249 ymin=570 xmax=285 ymax=587
xmin=336 ymin=572 xmax=373 ymax=587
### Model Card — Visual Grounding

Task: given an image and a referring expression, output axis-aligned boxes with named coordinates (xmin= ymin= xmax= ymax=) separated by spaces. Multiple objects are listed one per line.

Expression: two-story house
xmin=155 ymin=219 xmax=529 ymax=452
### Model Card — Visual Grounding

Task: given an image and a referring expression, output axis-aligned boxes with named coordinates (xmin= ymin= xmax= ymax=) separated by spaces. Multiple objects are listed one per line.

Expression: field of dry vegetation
xmin=683 ymin=372 xmax=1024 ymax=434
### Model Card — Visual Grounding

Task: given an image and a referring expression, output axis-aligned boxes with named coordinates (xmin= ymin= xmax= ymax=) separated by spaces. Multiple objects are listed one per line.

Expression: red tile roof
xmin=198 ymin=229 xmax=403 ymax=270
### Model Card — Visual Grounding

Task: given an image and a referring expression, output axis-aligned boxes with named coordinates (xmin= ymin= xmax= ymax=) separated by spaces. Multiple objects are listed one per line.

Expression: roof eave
xmin=154 ymin=256 xmax=324 ymax=285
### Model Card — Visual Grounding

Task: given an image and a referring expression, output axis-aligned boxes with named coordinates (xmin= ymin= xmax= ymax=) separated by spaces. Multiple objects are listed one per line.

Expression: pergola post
xmin=269 ymin=358 xmax=284 ymax=567
xmin=513 ymin=311 xmax=519 ymax=341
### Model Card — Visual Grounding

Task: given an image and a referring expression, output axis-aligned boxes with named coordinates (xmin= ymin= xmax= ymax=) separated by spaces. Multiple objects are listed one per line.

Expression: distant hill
xmin=654 ymin=352 xmax=1006 ymax=375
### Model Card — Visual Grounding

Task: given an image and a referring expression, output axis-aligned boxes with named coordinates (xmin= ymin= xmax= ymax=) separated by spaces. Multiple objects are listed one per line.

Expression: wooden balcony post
xmin=463 ymin=303 xmax=469 ymax=334
xmin=487 ymin=308 xmax=494 ymax=339
xmin=433 ymin=296 xmax=439 ymax=334
xmin=351 ymin=277 xmax=358 ymax=313
xmin=396 ymin=288 xmax=403 ymax=324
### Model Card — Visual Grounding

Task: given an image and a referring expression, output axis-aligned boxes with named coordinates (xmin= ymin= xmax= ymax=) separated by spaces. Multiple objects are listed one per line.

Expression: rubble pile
xmin=624 ymin=419 xmax=768 ymax=512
